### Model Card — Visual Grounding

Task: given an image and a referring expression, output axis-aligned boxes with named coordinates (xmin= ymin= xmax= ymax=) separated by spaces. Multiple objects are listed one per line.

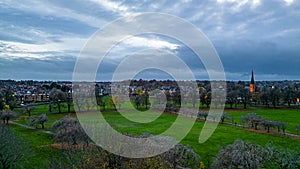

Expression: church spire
xmin=250 ymin=70 xmax=255 ymax=93
xmin=250 ymin=70 xmax=254 ymax=84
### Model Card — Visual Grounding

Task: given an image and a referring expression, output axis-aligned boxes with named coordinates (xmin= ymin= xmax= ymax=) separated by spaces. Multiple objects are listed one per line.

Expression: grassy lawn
xmin=14 ymin=103 xmax=77 ymax=129
xmin=14 ymin=102 xmax=75 ymax=116
xmin=9 ymin=103 xmax=300 ymax=167
xmin=226 ymin=108 xmax=300 ymax=134
xmin=77 ymin=109 xmax=300 ymax=165
xmin=9 ymin=124 xmax=60 ymax=168
xmin=14 ymin=112 xmax=77 ymax=129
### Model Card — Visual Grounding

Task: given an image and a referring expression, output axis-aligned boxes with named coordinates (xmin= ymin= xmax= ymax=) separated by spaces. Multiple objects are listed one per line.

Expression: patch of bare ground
xmin=18 ymin=116 xmax=31 ymax=118
xmin=244 ymin=128 xmax=300 ymax=139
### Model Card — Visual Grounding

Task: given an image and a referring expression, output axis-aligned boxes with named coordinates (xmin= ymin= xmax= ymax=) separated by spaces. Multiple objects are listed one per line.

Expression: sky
xmin=0 ymin=0 xmax=299 ymax=81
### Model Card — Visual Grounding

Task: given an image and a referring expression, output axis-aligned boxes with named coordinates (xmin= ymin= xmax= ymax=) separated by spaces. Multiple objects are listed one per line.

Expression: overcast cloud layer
xmin=0 ymin=0 xmax=299 ymax=81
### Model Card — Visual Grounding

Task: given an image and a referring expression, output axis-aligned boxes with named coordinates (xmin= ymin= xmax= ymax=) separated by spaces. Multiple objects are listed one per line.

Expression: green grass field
xmin=226 ymin=107 xmax=300 ymax=134
xmin=9 ymin=104 xmax=300 ymax=167
xmin=98 ymin=110 xmax=300 ymax=164
xmin=9 ymin=124 xmax=59 ymax=168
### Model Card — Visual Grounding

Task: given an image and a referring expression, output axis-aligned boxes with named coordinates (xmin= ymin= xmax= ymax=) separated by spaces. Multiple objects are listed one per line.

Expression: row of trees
xmin=197 ymin=112 xmax=232 ymax=123
xmin=241 ymin=112 xmax=287 ymax=133
xmin=48 ymin=88 xmax=72 ymax=113
xmin=227 ymin=87 xmax=300 ymax=109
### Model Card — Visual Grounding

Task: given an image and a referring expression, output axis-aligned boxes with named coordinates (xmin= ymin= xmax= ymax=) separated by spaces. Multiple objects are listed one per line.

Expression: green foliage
xmin=9 ymin=125 xmax=56 ymax=168
xmin=0 ymin=125 xmax=31 ymax=169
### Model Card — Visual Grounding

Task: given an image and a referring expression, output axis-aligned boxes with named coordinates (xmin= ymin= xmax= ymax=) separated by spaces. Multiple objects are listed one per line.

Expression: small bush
xmin=28 ymin=113 xmax=49 ymax=129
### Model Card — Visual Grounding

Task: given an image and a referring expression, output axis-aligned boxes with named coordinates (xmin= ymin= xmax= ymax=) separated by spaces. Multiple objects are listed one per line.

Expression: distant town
xmin=1 ymin=74 xmax=300 ymax=109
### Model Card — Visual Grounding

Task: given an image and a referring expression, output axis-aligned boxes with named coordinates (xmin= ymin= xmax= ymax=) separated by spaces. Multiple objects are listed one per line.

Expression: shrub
xmin=163 ymin=143 xmax=200 ymax=169
xmin=260 ymin=120 xmax=276 ymax=133
xmin=197 ymin=112 xmax=208 ymax=121
xmin=241 ymin=112 xmax=264 ymax=130
xmin=52 ymin=115 xmax=89 ymax=149
xmin=212 ymin=140 xmax=265 ymax=169
xmin=0 ymin=125 xmax=31 ymax=169
xmin=213 ymin=140 xmax=300 ymax=169
xmin=0 ymin=110 xmax=17 ymax=124
xmin=263 ymin=143 xmax=300 ymax=168
xmin=28 ymin=113 xmax=49 ymax=129
xmin=220 ymin=112 xmax=232 ymax=123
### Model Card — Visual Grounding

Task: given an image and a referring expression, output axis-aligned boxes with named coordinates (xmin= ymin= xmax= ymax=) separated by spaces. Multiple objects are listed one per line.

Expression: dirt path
xmin=222 ymin=121 xmax=300 ymax=139
xmin=9 ymin=121 xmax=55 ymax=135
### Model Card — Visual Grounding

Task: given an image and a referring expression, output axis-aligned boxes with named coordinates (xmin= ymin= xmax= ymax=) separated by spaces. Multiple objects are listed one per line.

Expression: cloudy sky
xmin=0 ymin=0 xmax=299 ymax=81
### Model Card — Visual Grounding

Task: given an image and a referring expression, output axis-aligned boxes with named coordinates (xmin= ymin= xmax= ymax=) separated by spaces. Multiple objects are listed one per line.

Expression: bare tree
xmin=226 ymin=90 xmax=238 ymax=109
xmin=49 ymin=88 xmax=67 ymax=113
xmin=0 ymin=110 xmax=17 ymax=125
xmin=283 ymin=87 xmax=296 ymax=108
xmin=200 ymin=91 xmax=211 ymax=108
xmin=220 ymin=112 xmax=232 ymax=124
xmin=197 ymin=112 xmax=208 ymax=121
xmin=52 ymin=115 xmax=89 ymax=149
xmin=23 ymin=104 xmax=35 ymax=117
xmin=28 ymin=114 xmax=49 ymax=129
xmin=241 ymin=112 xmax=264 ymax=130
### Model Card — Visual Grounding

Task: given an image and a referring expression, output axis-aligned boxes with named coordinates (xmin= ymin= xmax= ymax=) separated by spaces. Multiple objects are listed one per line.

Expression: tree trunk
xmin=68 ymin=103 xmax=71 ymax=113
xmin=49 ymin=103 xmax=52 ymax=112
xmin=57 ymin=102 xmax=61 ymax=113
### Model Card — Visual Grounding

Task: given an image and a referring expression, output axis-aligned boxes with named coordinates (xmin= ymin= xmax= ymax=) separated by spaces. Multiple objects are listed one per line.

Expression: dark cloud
xmin=0 ymin=0 xmax=299 ymax=81
xmin=0 ymin=57 xmax=76 ymax=80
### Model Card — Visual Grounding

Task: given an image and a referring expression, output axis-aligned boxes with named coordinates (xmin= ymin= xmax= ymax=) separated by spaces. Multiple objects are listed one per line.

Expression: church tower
xmin=250 ymin=70 xmax=255 ymax=93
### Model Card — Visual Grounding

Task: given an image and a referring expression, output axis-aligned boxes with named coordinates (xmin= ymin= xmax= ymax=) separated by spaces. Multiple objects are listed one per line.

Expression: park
xmin=1 ymin=88 xmax=300 ymax=168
